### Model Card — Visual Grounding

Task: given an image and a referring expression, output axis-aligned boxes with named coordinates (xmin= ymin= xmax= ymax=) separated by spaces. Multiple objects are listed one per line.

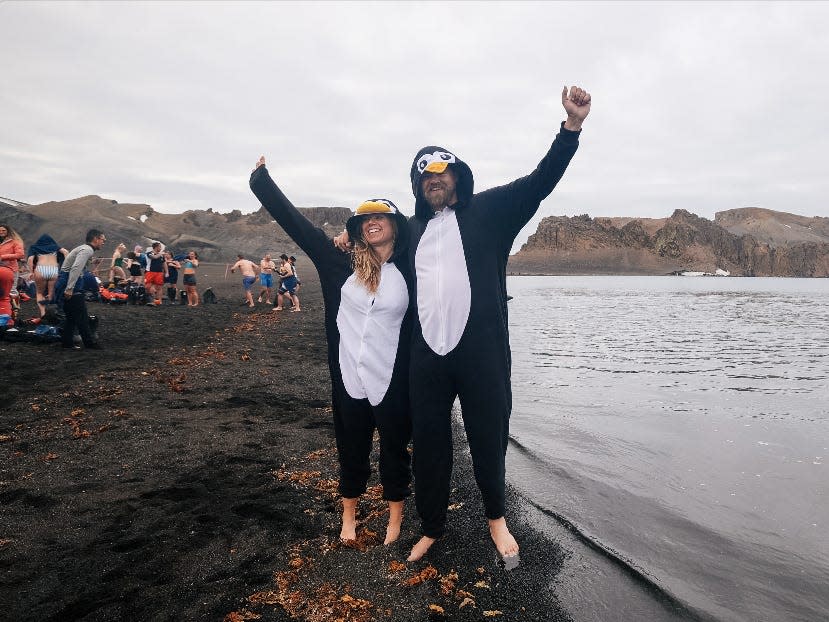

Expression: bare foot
xmin=384 ymin=500 xmax=403 ymax=545
xmin=340 ymin=497 xmax=358 ymax=541
xmin=488 ymin=517 xmax=519 ymax=558
xmin=407 ymin=535 xmax=437 ymax=561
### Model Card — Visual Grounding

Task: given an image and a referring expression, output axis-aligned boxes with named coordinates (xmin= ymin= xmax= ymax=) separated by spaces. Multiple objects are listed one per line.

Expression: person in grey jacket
xmin=55 ymin=229 xmax=106 ymax=350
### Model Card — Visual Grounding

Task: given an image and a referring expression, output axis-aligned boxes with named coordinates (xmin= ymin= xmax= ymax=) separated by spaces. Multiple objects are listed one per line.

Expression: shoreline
xmin=2 ymin=266 xmax=575 ymax=621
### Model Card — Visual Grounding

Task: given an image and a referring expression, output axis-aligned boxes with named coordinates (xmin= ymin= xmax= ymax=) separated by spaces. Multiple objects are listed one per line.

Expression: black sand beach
xmin=1 ymin=264 xmax=572 ymax=621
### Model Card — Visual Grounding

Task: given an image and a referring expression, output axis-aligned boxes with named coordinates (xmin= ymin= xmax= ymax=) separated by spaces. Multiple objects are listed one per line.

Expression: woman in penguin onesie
xmin=250 ymin=156 xmax=413 ymax=545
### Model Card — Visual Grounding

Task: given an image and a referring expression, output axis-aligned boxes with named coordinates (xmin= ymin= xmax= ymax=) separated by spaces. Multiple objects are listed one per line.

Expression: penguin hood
xmin=345 ymin=198 xmax=410 ymax=261
xmin=410 ymin=146 xmax=474 ymax=220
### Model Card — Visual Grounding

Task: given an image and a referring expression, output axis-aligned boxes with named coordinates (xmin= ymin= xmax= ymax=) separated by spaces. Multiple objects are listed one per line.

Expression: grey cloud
xmin=1 ymin=1 xmax=827 ymax=226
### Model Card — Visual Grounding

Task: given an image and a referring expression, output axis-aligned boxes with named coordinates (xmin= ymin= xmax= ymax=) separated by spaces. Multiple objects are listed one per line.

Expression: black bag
xmin=126 ymin=284 xmax=148 ymax=305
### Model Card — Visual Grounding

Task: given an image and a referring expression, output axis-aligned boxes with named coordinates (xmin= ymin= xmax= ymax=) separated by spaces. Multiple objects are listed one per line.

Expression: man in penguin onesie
xmin=406 ymin=85 xmax=592 ymax=562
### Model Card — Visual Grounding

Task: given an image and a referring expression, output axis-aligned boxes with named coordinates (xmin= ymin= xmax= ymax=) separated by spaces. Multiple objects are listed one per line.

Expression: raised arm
xmin=249 ymin=156 xmax=345 ymax=267
xmin=484 ymin=85 xmax=591 ymax=247
xmin=561 ymin=85 xmax=591 ymax=132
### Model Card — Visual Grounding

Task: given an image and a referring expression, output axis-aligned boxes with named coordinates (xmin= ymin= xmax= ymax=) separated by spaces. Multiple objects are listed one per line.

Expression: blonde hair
xmin=352 ymin=241 xmax=383 ymax=294
xmin=351 ymin=216 xmax=397 ymax=294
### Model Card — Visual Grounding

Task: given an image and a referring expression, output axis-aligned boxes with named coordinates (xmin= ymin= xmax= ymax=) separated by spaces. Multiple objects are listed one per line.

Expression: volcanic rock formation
xmin=509 ymin=208 xmax=829 ymax=277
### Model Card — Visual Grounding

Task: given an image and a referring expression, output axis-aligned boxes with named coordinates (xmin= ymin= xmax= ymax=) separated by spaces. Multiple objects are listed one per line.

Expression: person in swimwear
xmin=230 ymin=254 xmax=259 ymax=307
xmin=182 ymin=251 xmax=199 ymax=306
xmin=257 ymin=253 xmax=277 ymax=304
xmin=274 ymin=253 xmax=300 ymax=312
xmin=289 ymin=255 xmax=301 ymax=293
xmin=109 ymin=243 xmax=128 ymax=284
xmin=125 ymin=245 xmax=144 ymax=284
xmin=164 ymin=251 xmax=181 ymax=304
xmin=26 ymin=234 xmax=69 ymax=316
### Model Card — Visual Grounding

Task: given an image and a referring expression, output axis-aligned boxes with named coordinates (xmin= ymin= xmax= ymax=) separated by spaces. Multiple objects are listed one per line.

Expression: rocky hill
xmin=4 ymin=194 xmax=828 ymax=276
xmin=509 ymin=208 xmax=829 ymax=277
xmin=0 ymin=195 xmax=351 ymax=263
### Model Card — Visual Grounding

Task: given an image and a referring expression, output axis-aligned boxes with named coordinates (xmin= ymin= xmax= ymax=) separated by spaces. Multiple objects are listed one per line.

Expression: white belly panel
xmin=336 ymin=264 xmax=408 ymax=406
xmin=415 ymin=209 xmax=471 ymax=356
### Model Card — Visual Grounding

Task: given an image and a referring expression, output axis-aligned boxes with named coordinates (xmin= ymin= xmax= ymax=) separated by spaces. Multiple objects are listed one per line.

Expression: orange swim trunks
xmin=145 ymin=271 xmax=164 ymax=286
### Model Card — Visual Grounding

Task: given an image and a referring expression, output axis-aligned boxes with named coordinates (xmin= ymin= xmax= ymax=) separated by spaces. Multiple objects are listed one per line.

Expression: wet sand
xmin=1 ymin=264 xmax=571 ymax=621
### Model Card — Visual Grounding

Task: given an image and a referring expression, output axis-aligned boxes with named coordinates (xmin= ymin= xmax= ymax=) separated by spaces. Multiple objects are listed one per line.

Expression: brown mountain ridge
xmin=509 ymin=208 xmax=829 ymax=277
xmin=0 ymin=195 xmax=350 ymax=263
xmin=2 ymin=196 xmax=827 ymax=276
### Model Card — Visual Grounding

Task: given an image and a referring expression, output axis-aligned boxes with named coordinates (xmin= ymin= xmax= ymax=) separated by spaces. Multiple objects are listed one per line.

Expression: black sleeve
xmin=477 ymin=123 xmax=580 ymax=249
xmin=249 ymin=166 xmax=347 ymax=270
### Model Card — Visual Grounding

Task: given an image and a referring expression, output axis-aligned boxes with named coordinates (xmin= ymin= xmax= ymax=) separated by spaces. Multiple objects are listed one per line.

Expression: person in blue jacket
xmin=250 ymin=157 xmax=413 ymax=545
xmin=403 ymin=86 xmax=592 ymax=562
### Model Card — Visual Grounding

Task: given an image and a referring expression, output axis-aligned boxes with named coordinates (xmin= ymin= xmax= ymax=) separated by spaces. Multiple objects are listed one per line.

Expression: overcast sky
xmin=2 ymin=1 xmax=828 ymax=249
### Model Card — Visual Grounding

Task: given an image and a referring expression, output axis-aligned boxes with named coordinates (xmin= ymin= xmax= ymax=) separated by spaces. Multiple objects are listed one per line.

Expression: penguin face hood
xmin=410 ymin=146 xmax=474 ymax=220
xmin=346 ymin=199 xmax=410 ymax=258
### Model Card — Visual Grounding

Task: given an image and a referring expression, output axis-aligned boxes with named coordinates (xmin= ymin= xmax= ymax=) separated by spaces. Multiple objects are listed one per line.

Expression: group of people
xmin=106 ymin=243 xmax=201 ymax=307
xmin=6 ymin=85 xmax=591 ymax=566
xmin=230 ymin=252 xmax=300 ymax=311
xmin=249 ymin=86 xmax=591 ymax=563
xmin=1 ymin=225 xmax=109 ymax=349
xmin=0 ymin=222 xmax=209 ymax=347
xmin=3 ymin=219 xmax=309 ymax=330
xmin=1 ymin=226 xmax=81 ymax=324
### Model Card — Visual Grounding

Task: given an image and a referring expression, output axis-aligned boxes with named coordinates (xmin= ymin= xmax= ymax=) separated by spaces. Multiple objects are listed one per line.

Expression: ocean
xmin=504 ymin=276 xmax=828 ymax=622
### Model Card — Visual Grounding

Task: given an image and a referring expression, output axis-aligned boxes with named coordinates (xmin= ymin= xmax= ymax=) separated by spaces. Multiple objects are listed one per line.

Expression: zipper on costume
xmin=356 ymin=282 xmax=374 ymax=393
xmin=436 ymin=212 xmax=445 ymax=352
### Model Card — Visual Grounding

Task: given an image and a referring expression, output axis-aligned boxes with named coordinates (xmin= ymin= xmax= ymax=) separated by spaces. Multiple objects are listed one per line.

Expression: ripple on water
xmin=506 ymin=276 xmax=829 ymax=622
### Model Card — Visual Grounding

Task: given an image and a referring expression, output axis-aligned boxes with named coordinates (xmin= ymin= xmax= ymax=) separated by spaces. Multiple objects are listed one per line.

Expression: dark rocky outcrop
xmin=4 ymin=193 xmax=828 ymax=276
xmin=510 ymin=208 xmax=829 ymax=277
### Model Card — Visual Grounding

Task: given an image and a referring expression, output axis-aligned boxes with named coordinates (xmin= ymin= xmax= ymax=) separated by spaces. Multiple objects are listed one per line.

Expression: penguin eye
xmin=417 ymin=156 xmax=430 ymax=172
xmin=439 ymin=152 xmax=453 ymax=161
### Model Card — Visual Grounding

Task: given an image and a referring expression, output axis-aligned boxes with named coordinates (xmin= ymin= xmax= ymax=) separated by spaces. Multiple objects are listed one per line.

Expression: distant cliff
xmin=509 ymin=208 xmax=829 ymax=277
xmin=0 ymin=195 xmax=351 ymax=262
xmin=4 ymin=195 xmax=828 ymax=276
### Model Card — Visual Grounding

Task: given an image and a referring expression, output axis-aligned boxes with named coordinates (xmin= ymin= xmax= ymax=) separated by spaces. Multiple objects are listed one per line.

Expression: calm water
xmin=505 ymin=276 xmax=828 ymax=622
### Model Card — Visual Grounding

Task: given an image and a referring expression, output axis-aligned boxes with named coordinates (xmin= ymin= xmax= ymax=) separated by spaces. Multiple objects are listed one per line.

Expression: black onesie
xmin=250 ymin=166 xmax=413 ymax=501
xmin=407 ymin=124 xmax=580 ymax=537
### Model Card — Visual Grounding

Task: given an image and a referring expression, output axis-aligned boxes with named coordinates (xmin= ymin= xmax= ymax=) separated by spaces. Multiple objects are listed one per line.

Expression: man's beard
xmin=424 ymin=186 xmax=449 ymax=210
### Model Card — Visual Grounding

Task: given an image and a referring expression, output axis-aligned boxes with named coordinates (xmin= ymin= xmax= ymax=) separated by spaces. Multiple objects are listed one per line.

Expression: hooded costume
xmin=250 ymin=166 xmax=413 ymax=501
xmin=27 ymin=234 xmax=64 ymax=262
xmin=407 ymin=123 xmax=581 ymax=538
